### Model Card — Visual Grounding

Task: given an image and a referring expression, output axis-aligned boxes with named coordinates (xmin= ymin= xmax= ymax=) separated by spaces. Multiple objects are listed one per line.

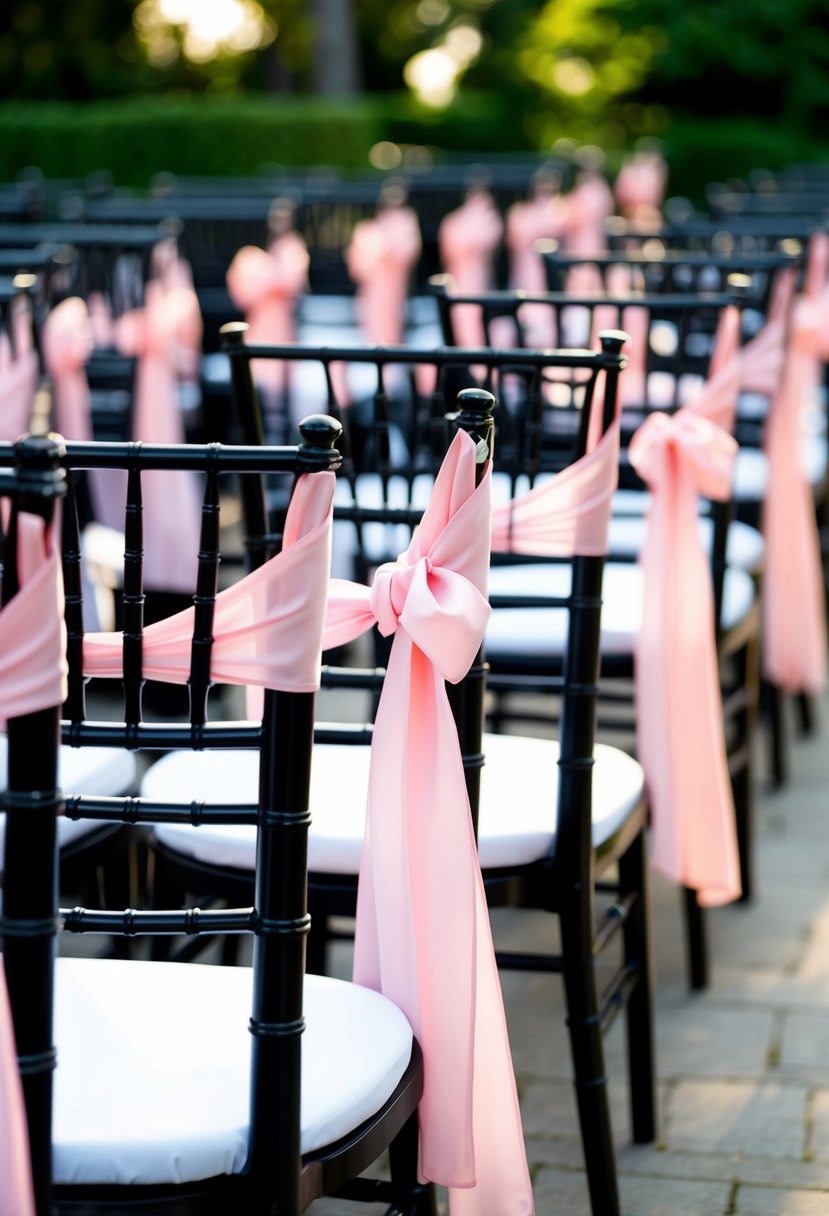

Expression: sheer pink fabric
xmin=226 ymin=235 xmax=309 ymax=398
xmin=439 ymin=191 xmax=504 ymax=349
xmin=613 ymin=151 xmax=668 ymax=224
xmin=114 ymin=282 xmax=203 ymax=593
xmin=490 ymin=411 xmax=621 ymax=557
xmin=506 ymin=190 xmax=569 ymax=347
xmin=42 ymin=297 xmax=127 ymax=533
xmin=323 ymin=430 xmax=533 ymax=1214
xmin=762 ymin=236 xmax=829 ymax=694
xmin=0 ymin=511 xmax=68 ymax=1216
xmin=0 ymin=964 xmax=34 ymax=1216
xmin=0 ymin=307 xmax=38 ymax=443
xmin=87 ymin=292 xmax=115 ymax=350
xmin=587 ymin=264 xmax=649 ymax=405
xmin=565 ymin=171 xmax=614 ymax=256
xmin=346 ymin=205 xmax=421 ymax=347
xmin=629 ymin=307 xmax=743 ymax=906
xmin=83 ymin=471 xmax=335 ymax=692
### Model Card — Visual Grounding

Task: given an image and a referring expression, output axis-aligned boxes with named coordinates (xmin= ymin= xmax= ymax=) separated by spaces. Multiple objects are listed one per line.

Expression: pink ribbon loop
xmin=42 ymin=298 xmax=95 ymax=442
xmin=83 ymin=472 xmax=335 ymax=694
xmin=323 ymin=429 xmax=533 ymax=1213
xmin=226 ymin=239 xmax=309 ymax=398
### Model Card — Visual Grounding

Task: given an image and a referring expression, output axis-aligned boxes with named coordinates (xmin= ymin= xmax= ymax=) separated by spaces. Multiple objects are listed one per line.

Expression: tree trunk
xmin=311 ymin=0 xmax=361 ymax=95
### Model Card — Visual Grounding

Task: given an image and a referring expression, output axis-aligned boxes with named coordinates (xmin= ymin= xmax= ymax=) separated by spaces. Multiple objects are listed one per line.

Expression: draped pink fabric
xmin=506 ymin=188 xmax=568 ymax=347
xmin=0 ymin=310 xmax=38 ymax=443
xmin=761 ymin=235 xmax=829 ymax=694
xmin=564 ymin=171 xmax=614 ymax=256
xmin=629 ymin=308 xmax=743 ymax=906
xmin=0 ymin=959 xmax=35 ymax=1216
xmin=114 ymin=282 xmax=203 ymax=593
xmin=42 ymin=297 xmax=126 ymax=533
xmin=490 ymin=413 xmax=621 ymax=558
xmin=439 ymin=191 xmax=504 ymax=349
xmin=323 ymin=429 xmax=533 ymax=1214
xmin=0 ymin=511 xmax=68 ymax=1216
xmin=226 ymin=234 xmax=309 ymax=398
xmin=83 ymin=471 xmax=335 ymax=693
xmin=346 ymin=205 xmax=421 ymax=347
xmin=587 ymin=264 xmax=649 ymax=405
xmin=87 ymin=292 xmax=115 ymax=350
xmin=613 ymin=151 xmax=668 ymax=224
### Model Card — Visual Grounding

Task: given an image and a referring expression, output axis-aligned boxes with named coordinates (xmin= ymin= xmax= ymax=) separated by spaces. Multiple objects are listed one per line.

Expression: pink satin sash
xmin=115 ymin=282 xmax=203 ymax=593
xmin=323 ymin=429 xmax=533 ymax=1214
xmin=490 ymin=414 xmax=621 ymax=557
xmin=439 ymin=193 xmax=504 ymax=349
xmin=83 ymin=471 xmax=335 ymax=692
xmin=629 ymin=308 xmax=743 ymax=906
xmin=762 ymin=236 xmax=829 ymax=693
xmin=347 ymin=206 xmax=421 ymax=347
xmin=0 ymin=511 xmax=68 ymax=1216
xmin=43 ymin=297 xmax=126 ymax=533
xmin=613 ymin=151 xmax=668 ymax=223
xmin=226 ymin=235 xmax=309 ymax=398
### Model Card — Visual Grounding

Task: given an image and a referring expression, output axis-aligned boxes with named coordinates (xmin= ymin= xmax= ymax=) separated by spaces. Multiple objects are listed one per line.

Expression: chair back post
xmin=246 ymin=414 xmax=342 ymax=1213
xmin=554 ymin=337 xmax=625 ymax=897
xmin=221 ymin=322 xmax=271 ymax=572
xmin=446 ymin=387 xmax=495 ymax=838
xmin=1 ymin=432 xmax=67 ymax=1216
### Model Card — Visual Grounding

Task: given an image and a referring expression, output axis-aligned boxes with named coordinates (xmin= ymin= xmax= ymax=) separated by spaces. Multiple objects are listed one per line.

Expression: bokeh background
xmin=2 ymin=0 xmax=829 ymax=201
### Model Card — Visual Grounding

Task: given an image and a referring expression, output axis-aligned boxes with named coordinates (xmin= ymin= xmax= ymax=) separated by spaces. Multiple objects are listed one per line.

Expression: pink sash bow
xmin=83 ymin=471 xmax=335 ymax=692
xmin=0 ymin=511 xmax=68 ymax=1216
xmin=629 ymin=308 xmax=743 ymax=906
xmin=226 ymin=236 xmax=309 ymax=398
xmin=114 ymin=282 xmax=203 ymax=593
xmin=324 ymin=430 xmax=533 ymax=1214
xmin=439 ymin=193 xmax=504 ymax=349
xmin=761 ymin=237 xmax=829 ymax=694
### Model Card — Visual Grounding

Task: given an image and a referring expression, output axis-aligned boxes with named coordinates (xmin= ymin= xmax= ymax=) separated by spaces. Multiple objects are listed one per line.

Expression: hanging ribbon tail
xmin=0 ymin=960 xmax=35 ymax=1216
xmin=0 ymin=334 xmax=38 ymax=444
xmin=324 ymin=429 xmax=532 ymax=1210
xmin=762 ymin=332 xmax=828 ymax=694
xmin=83 ymin=471 xmax=335 ymax=695
xmin=0 ymin=513 xmax=68 ymax=723
xmin=630 ymin=412 xmax=742 ymax=907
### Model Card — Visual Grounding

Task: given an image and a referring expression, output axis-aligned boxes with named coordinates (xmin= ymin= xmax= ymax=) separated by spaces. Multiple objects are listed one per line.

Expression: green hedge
xmin=0 ymin=94 xmax=826 ymax=201
xmin=0 ymin=93 xmax=526 ymax=189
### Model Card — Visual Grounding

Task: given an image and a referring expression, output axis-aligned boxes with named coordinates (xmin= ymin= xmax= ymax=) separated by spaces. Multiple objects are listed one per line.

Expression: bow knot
xmin=629 ymin=409 xmax=737 ymax=502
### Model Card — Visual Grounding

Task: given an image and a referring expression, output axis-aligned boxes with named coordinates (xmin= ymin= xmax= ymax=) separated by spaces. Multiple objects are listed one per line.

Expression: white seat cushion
xmin=485 ymin=561 xmax=756 ymax=657
xmin=144 ymin=733 xmax=644 ymax=874
xmin=53 ymin=956 xmax=413 ymax=1185
xmin=0 ymin=738 xmax=136 ymax=856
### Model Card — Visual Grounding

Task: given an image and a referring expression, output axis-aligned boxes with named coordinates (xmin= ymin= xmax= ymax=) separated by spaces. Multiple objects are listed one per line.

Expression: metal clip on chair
xmin=0 ymin=425 xmax=433 ymax=1216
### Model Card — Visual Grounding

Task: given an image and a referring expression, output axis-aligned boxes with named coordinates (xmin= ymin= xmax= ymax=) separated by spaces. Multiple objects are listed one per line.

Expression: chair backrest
xmin=220 ymin=326 xmax=627 ymax=881
xmin=0 ymin=421 xmax=342 ymax=1214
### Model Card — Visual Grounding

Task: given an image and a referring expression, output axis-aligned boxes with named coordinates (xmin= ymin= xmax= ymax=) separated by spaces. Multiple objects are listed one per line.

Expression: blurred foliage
xmin=0 ymin=0 xmax=828 ymax=197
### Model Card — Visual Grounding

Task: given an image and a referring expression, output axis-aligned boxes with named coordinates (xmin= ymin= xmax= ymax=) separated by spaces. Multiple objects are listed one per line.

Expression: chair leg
xmin=796 ymin=691 xmax=815 ymax=736
xmin=618 ymin=832 xmax=656 ymax=1144
xmin=733 ymin=760 xmax=753 ymax=904
xmin=387 ymin=1111 xmax=438 ymax=1216
xmin=683 ymin=886 xmax=708 ymax=991
xmin=560 ymin=901 xmax=621 ymax=1216
xmin=761 ymin=677 xmax=788 ymax=788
